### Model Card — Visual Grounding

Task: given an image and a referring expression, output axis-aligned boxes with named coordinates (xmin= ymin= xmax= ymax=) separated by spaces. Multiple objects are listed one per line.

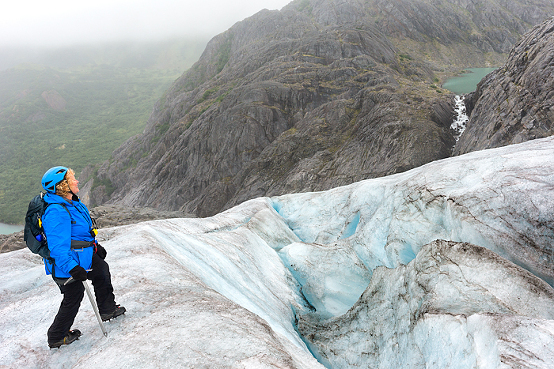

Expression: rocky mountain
xmin=80 ymin=0 xmax=554 ymax=217
xmin=454 ymin=16 xmax=554 ymax=154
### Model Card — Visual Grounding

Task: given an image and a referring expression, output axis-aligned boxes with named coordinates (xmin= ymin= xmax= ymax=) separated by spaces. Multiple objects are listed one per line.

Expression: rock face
xmin=40 ymin=90 xmax=66 ymax=111
xmin=80 ymin=0 xmax=554 ymax=217
xmin=0 ymin=231 xmax=24 ymax=254
xmin=89 ymin=205 xmax=195 ymax=228
xmin=455 ymin=17 xmax=554 ymax=154
xmin=363 ymin=0 xmax=550 ymax=62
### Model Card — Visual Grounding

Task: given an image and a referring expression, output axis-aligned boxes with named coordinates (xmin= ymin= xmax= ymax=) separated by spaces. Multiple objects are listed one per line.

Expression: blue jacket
xmin=42 ymin=193 xmax=96 ymax=278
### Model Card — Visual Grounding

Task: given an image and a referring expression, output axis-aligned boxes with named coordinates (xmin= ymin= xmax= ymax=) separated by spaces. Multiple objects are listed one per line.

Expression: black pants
xmin=47 ymin=254 xmax=117 ymax=343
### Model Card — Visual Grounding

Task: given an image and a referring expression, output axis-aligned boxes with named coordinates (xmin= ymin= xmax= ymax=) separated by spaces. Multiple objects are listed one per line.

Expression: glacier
xmin=1 ymin=136 xmax=554 ymax=368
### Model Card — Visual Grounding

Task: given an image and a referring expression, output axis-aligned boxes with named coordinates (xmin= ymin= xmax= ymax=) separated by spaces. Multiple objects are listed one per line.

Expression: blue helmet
xmin=42 ymin=166 xmax=69 ymax=193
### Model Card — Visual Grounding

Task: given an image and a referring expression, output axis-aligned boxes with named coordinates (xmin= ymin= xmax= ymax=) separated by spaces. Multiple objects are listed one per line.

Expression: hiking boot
xmin=48 ymin=329 xmax=82 ymax=349
xmin=101 ymin=305 xmax=126 ymax=321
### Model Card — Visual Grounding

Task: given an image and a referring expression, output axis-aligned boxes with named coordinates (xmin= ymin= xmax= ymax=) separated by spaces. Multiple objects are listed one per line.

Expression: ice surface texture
xmin=298 ymin=240 xmax=554 ymax=368
xmin=1 ymin=137 xmax=554 ymax=368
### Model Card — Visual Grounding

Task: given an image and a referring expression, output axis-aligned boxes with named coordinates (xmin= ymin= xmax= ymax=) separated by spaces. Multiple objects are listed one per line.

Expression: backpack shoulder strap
xmin=43 ymin=197 xmax=70 ymax=213
xmin=43 ymin=202 xmax=73 ymax=224
xmin=57 ymin=203 xmax=71 ymax=217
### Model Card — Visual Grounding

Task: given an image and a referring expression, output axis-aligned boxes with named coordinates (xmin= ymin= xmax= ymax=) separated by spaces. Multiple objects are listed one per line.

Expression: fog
xmin=1 ymin=0 xmax=292 ymax=48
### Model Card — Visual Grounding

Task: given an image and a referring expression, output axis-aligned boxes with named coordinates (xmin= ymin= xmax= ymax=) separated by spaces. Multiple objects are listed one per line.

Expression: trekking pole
xmin=83 ymin=280 xmax=108 ymax=337
xmin=65 ymin=276 xmax=108 ymax=337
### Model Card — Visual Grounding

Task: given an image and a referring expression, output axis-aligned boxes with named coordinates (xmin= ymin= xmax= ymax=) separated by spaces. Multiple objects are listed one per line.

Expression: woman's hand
xmin=69 ymin=265 xmax=88 ymax=281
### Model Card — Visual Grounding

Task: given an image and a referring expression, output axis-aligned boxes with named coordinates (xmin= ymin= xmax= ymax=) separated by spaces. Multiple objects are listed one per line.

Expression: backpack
xmin=23 ymin=193 xmax=69 ymax=261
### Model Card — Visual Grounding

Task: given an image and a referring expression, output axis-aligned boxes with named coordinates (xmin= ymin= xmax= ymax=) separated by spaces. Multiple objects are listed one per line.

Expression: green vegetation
xmin=297 ymin=0 xmax=313 ymax=14
xmin=151 ymin=119 xmax=172 ymax=145
xmin=216 ymin=36 xmax=233 ymax=74
xmin=429 ymin=84 xmax=443 ymax=93
xmin=215 ymin=90 xmax=230 ymax=103
xmin=399 ymin=54 xmax=413 ymax=61
xmin=0 ymin=65 xmax=180 ymax=223
xmin=198 ymin=86 xmax=219 ymax=104
xmin=91 ymin=170 xmax=115 ymax=197
xmin=0 ymin=41 xmax=207 ymax=224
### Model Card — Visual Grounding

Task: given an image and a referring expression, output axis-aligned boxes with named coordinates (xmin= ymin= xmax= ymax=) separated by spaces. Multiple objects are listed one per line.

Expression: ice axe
xmin=65 ymin=274 xmax=108 ymax=337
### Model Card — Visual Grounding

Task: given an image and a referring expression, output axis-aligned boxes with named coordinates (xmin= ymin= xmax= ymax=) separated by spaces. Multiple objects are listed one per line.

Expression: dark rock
xmin=89 ymin=205 xmax=195 ymax=228
xmin=0 ymin=231 xmax=25 ymax=254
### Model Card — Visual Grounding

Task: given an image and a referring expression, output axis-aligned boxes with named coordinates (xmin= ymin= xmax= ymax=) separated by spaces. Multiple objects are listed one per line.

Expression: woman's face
xmin=67 ymin=172 xmax=79 ymax=195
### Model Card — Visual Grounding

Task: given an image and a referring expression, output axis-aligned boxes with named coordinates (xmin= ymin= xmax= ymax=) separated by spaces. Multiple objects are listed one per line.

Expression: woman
xmin=41 ymin=166 xmax=125 ymax=348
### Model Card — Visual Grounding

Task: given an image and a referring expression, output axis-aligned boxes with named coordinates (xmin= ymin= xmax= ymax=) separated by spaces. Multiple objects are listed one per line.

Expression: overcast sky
xmin=1 ymin=0 xmax=293 ymax=48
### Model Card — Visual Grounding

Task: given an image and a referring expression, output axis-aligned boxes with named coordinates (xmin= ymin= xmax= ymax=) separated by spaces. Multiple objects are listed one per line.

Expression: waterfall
xmin=451 ymin=95 xmax=468 ymax=141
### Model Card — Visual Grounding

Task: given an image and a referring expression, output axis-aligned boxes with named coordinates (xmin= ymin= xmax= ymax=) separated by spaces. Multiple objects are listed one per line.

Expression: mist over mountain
xmin=0 ymin=39 xmax=208 ymax=71
xmin=80 ymin=0 xmax=554 ymax=218
xmin=0 ymin=0 xmax=291 ymax=49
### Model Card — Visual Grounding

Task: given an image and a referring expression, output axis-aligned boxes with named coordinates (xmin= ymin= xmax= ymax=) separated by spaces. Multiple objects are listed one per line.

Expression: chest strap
xmin=71 ymin=240 xmax=95 ymax=249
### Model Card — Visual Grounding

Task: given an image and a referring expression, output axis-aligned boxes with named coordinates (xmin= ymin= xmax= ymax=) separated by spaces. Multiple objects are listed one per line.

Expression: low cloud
xmin=0 ymin=0 xmax=291 ymax=47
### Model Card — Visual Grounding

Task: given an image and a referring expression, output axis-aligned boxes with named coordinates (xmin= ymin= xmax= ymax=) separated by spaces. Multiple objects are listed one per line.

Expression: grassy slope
xmin=0 ymin=40 xmax=206 ymax=224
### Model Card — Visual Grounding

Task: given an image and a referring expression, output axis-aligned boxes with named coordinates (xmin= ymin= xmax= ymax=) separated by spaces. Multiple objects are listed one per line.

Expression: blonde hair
xmin=55 ymin=168 xmax=75 ymax=196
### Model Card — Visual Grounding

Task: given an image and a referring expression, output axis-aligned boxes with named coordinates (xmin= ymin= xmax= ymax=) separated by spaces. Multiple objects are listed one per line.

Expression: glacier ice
xmin=0 ymin=211 xmax=323 ymax=369
xmin=0 ymin=136 xmax=554 ymax=368
xmin=273 ymin=136 xmax=554 ymax=295
xmin=279 ymin=240 xmax=372 ymax=318
xmin=298 ymin=240 xmax=554 ymax=368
